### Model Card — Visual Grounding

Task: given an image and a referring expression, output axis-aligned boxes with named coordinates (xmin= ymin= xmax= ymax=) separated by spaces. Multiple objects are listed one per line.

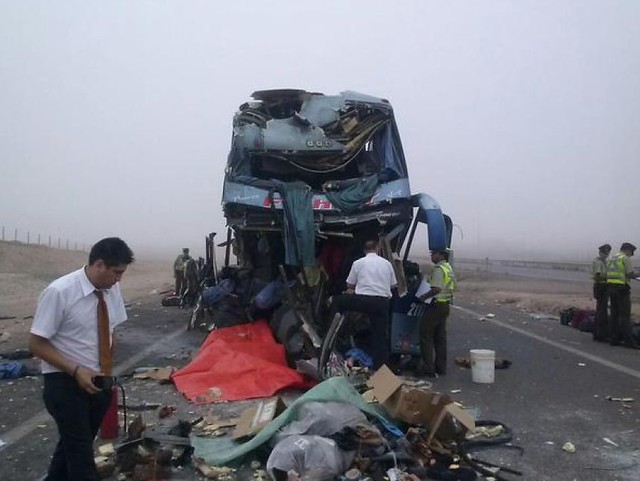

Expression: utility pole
xmin=27 ymin=231 xmax=30 ymax=244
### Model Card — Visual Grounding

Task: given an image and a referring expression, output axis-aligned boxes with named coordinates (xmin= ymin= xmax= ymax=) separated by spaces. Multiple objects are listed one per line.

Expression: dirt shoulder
xmin=456 ymin=268 xmax=640 ymax=318
xmin=0 ymin=240 xmax=173 ymax=352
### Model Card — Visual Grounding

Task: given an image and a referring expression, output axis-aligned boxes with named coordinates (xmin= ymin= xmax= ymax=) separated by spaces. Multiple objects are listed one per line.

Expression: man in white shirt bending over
xmin=332 ymin=239 xmax=397 ymax=368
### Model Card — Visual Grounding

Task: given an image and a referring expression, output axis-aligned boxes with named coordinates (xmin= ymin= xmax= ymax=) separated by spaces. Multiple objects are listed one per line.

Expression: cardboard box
xmin=426 ymin=402 xmax=475 ymax=443
xmin=367 ymin=365 xmax=475 ymax=440
xmin=232 ymin=397 xmax=286 ymax=439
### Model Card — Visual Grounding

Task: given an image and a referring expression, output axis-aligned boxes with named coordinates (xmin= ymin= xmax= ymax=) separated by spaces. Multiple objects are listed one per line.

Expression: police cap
xmin=621 ymin=242 xmax=636 ymax=253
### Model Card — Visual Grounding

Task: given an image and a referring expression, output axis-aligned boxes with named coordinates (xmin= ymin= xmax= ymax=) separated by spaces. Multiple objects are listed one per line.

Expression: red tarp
xmin=172 ymin=320 xmax=314 ymax=403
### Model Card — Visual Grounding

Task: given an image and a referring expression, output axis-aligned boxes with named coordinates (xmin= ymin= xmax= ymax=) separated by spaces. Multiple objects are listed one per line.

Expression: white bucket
xmin=470 ymin=349 xmax=495 ymax=383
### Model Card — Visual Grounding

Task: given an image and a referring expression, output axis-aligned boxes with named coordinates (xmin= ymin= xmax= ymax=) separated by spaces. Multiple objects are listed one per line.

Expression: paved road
xmin=1 ymin=292 xmax=639 ymax=480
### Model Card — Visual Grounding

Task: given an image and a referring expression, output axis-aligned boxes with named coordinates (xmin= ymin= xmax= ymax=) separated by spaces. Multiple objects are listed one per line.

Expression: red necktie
xmin=95 ymin=290 xmax=112 ymax=375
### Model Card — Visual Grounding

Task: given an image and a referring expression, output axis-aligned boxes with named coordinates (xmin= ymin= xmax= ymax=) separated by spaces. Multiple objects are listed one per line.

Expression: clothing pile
xmin=188 ymin=374 xmax=521 ymax=481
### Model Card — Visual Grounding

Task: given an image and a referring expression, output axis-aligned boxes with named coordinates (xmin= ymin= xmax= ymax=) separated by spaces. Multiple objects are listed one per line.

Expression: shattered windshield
xmin=226 ymin=90 xmax=407 ymax=189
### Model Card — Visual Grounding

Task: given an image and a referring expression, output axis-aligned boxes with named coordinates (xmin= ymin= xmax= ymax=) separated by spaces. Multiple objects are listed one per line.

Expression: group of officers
xmin=172 ymin=247 xmax=201 ymax=306
xmin=592 ymin=242 xmax=638 ymax=348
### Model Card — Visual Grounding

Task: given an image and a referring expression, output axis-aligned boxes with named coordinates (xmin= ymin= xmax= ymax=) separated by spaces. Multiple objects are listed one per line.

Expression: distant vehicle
xmin=216 ymin=89 xmax=452 ymax=374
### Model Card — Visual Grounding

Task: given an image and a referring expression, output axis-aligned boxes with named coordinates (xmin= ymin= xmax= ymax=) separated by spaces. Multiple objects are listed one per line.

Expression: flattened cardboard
xmin=232 ymin=397 xmax=286 ymax=439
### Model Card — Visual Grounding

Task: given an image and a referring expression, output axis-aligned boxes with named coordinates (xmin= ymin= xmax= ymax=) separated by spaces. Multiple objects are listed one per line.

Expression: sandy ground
xmin=0 ymin=240 xmax=173 ymax=352
xmin=456 ymin=268 xmax=640 ymax=318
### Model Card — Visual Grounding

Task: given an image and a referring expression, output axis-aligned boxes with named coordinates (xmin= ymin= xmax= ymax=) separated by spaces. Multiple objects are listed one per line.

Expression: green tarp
xmin=191 ymin=377 xmax=394 ymax=466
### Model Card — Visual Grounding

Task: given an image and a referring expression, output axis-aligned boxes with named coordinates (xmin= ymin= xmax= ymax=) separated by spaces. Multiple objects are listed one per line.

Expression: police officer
xmin=592 ymin=243 xmax=611 ymax=342
xmin=606 ymin=242 xmax=638 ymax=348
xmin=417 ymin=248 xmax=456 ymax=378
xmin=173 ymin=248 xmax=191 ymax=295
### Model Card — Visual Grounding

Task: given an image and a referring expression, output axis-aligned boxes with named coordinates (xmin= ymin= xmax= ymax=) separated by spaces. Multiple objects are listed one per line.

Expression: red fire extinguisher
xmin=99 ymin=387 xmax=119 ymax=439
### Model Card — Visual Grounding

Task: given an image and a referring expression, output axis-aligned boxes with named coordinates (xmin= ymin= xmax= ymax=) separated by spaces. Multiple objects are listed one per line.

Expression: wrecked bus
xmin=214 ymin=89 xmax=452 ymax=374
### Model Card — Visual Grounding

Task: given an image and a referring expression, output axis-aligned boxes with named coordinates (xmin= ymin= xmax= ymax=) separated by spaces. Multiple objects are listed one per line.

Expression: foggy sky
xmin=1 ymin=1 xmax=639 ymax=262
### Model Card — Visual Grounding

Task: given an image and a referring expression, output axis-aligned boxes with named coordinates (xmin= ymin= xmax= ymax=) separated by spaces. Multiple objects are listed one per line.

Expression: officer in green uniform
xmin=606 ymin=242 xmax=638 ymax=348
xmin=417 ymin=248 xmax=456 ymax=378
xmin=592 ymin=243 xmax=611 ymax=342
xmin=173 ymin=248 xmax=191 ymax=295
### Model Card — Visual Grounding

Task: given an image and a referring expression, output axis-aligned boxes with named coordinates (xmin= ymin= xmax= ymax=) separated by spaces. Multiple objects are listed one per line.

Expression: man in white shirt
xmin=29 ymin=237 xmax=133 ymax=481
xmin=331 ymin=239 xmax=397 ymax=368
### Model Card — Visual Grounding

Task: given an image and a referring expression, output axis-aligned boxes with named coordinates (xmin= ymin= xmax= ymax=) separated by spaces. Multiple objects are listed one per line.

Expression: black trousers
xmin=43 ymin=373 xmax=112 ymax=481
xmin=332 ymin=294 xmax=390 ymax=369
xmin=174 ymin=269 xmax=185 ymax=295
xmin=608 ymin=284 xmax=632 ymax=345
xmin=593 ymin=283 xmax=609 ymax=341
xmin=419 ymin=303 xmax=450 ymax=375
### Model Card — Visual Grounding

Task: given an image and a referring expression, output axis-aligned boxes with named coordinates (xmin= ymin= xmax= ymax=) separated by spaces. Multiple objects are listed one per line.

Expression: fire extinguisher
xmin=99 ymin=379 xmax=127 ymax=440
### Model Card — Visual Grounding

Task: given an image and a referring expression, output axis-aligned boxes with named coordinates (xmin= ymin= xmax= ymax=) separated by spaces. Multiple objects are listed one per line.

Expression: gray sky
xmin=1 ymin=1 xmax=639 ymax=261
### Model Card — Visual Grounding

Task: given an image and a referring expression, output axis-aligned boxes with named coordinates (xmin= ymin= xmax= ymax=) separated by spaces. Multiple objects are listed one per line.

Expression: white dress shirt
xmin=346 ymin=252 xmax=397 ymax=298
xmin=30 ymin=267 xmax=127 ymax=374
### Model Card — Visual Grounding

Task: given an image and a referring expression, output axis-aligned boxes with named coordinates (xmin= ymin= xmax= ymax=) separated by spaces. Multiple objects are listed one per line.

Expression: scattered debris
xmin=0 ymin=332 xmax=11 ymax=343
xmin=529 ymin=313 xmax=559 ymax=321
xmin=194 ymin=459 xmax=235 ymax=479
xmin=454 ymin=357 xmax=512 ymax=369
xmin=466 ymin=423 xmax=506 ymax=440
xmin=606 ymin=396 xmax=634 ymax=403
xmin=485 ymin=313 xmax=496 ymax=319
xmin=450 ymin=389 xmax=462 ymax=394
xmin=120 ymin=401 xmax=162 ymax=411
xmin=0 ymin=349 xmax=33 ymax=360
xmin=132 ymin=366 xmax=176 ymax=382
xmin=562 ymin=442 xmax=576 ymax=453
xmin=577 ymin=363 xmax=586 ymax=367
xmin=94 ymin=455 xmax=115 ymax=478
xmin=158 ymin=405 xmax=177 ymax=419
xmin=603 ymin=437 xmax=619 ymax=447
xmin=0 ymin=360 xmax=40 ymax=379
xmin=98 ymin=443 xmax=115 ymax=456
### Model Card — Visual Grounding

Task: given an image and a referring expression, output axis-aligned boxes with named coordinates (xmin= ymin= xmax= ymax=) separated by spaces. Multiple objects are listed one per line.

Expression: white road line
xmin=0 ymin=325 xmax=186 ymax=452
xmin=454 ymin=304 xmax=640 ymax=380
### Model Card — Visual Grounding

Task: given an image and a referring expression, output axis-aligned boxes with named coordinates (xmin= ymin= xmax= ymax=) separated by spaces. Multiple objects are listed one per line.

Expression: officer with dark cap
xmin=417 ymin=248 xmax=457 ymax=378
xmin=606 ymin=242 xmax=638 ymax=348
xmin=592 ymin=243 xmax=611 ymax=342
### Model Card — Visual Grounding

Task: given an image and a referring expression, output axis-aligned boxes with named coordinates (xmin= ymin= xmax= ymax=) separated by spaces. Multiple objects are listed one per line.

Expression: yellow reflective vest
xmin=606 ymin=253 xmax=628 ymax=285
xmin=430 ymin=261 xmax=457 ymax=303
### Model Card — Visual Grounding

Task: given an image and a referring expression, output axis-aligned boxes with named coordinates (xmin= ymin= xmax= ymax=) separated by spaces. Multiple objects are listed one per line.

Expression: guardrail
xmin=455 ymin=257 xmax=590 ymax=272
